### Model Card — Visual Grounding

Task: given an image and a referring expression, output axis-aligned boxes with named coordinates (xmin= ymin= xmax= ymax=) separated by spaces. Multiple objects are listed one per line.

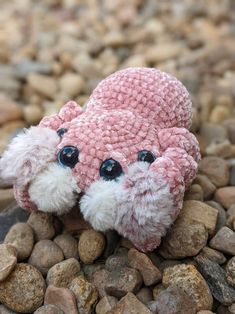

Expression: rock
xmin=199 ymin=157 xmax=229 ymax=187
xmin=206 ymin=139 xmax=234 ymax=158
xmin=215 ymin=187 xmax=235 ymax=209
xmin=229 ymin=304 xmax=235 ymax=313
xmin=105 ymin=267 xmax=143 ymax=298
xmin=0 ymin=94 xmax=22 ymax=126
xmin=146 ymin=42 xmax=184 ymax=63
xmin=209 ymin=105 xmax=231 ymax=123
xmin=180 ymin=201 xmax=218 ymax=235
xmin=0 ymin=189 xmax=15 ymax=212
xmin=72 ymin=53 xmax=99 ymax=79
xmin=47 ymin=258 xmax=81 ymax=288
xmin=230 ymin=166 xmax=235 ymax=186
xmin=197 ymin=311 xmax=215 ymax=314
xmin=0 ymin=263 xmax=45 ymax=313
xmin=15 ymin=60 xmax=52 ymax=79
xmin=78 ymin=230 xmax=105 ymax=264
xmin=153 ymin=283 xmax=166 ymax=300
xmin=91 ymin=268 xmax=110 ymax=298
xmin=103 ymin=31 xmax=126 ymax=47
xmin=107 ymin=292 xmax=152 ymax=314
xmin=27 ymin=211 xmax=55 ymax=240
xmin=34 ymin=305 xmax=64 ymax=314
xmin=54 ymin=234 xmax=78 ymax=259
xmin=210 ymin=227 xmax=235 ymax=255
xmin=23 ymin=104 xmax=44 ymax=125
xmin=194 ymin=175 xmax=216 ymax=199
xmin=150 ymin=285 xmax=197 ymax=314
xmin=216 ymin=305 xmax=231 ymax=314
xmin=59 ymin=73 xmax=84 ymax=97
xmin=27 ymin=73 xmax=58 ymax=98
xmin=200 ymin=123 xmax=228 ymax=145
xmin=44 ymin=285 xmax=78 ymax=314
xmin=4 ymin=222 xmax=34 ymax=261
xmin=102 ymin=230 xmax=120 ymax=259
xmin=82 ymin=264 xmax=104 ymax=282
xmin=226 ymin=257 xmax=235 ymax=287
xmin=28 ymin=240 xmax=64 ymax=275
xmin=96 ymin=296 xmax=118 ymax=314
xmin=60 ymin=208 xmax=91 ymax=235
xmin=69 ymin=276 xmax=98 ymax=314
xmin=159 ymin=218 xmax=208 ymax=259
xmin=0 ymin=244 xmax=17 ymax=282
xmin=184 ymin=184 xmax=203 ymax=201
xmin=206 ymin=201 xmax=226 ymax=233
xmin=0 ymin=206 xmax=29 ymax=242
xmin=136 ymin=287 xmax=153 ymax=304
xmin=128 ymin=248 xmax=162 ymax=286
xmin=194 ymin=254 xmax=235 ymax=305
xmin=201 ymin=247 xmax=226 ymax=264
xmin=0 ymin=304 xmax=17 ymax=313
xmin=162 ymin=264 xmax=213 ymax=311
xmin=105 ymin=248 xmax=128 ymax=271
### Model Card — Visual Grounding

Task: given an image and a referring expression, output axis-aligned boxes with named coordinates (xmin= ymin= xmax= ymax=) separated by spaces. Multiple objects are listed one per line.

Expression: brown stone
xmin=60 ymin=208 xmax=91 ymax=235
xmin=54 ymin=234 xmax=78 ymax=259
xmin=184 ymin=184 xmax=203 ymax=201
xmin=27 ymin=73 xmax=58 ymax=98
xmin=136 ymin=287 xmax=153 ymax=304
xmin=180 ymin=201 xmax=218 ymax=235
xmin=215 ymin=187 xmax=235 ymax=209
xmin=23 ymin=104 xmax=43 ymax=125
xmin=78 ymin=230 xmax=105 ymax=264
xmin=28 ymin=240 xmax=64 ymax=275
xmin=44 ymin=285 xmax=78 ymax=314
xmin=128 ymin=248 xmax=161 ymax=286
xmin=0 ymin=94 xmax=22 ymax=126
xmin=69 ymin=276 xmax=98 ymax=314
xmin=96 ymin=296 xmax=118 ymax=314
xmin=107 ymin=292 xmax=152 ymax=314
xmin=0 ymin=304 xmax=18 ymax=313
xmin=105 ymin=267 xmax=143 ymax=298
xmin=0 ymin=244 xmax=17 ymax=282
xmin=201 ymin=247 xmax=226 ymax=264
xmin=27 ymin=211 xmax=55 ymax=241
xmin=4 ymin=222 xmax=34 ymax=261
xmin=34 ymin=305 xmax=64 ymax=314
xmin=0 ymin=189 xmax=15 ymax=211
xmin=194 ymin=175 xmax=216 ymax=199
xmin=162 ymin=264 xmax=213 ymax=311
xmin=47 ymin=258 xmax=81 ymax=288
xmin=226 ymin=257 xmax=235 ymax=287
xmin=199 ymin=157 xmax=229 ymax=187
xmin=210 ymin=227 xmax=235 ymax=255
xmin=151 ymin=285 xmax=197 ymax=314
xmin=92 ymin=268 xmax=110 ymax=298
xmin=0 ymin=263 xmax=45 ymax=313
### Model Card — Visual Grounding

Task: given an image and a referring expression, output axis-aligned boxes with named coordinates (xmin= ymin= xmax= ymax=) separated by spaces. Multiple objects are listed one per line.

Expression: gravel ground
xmin=0 ymin=0 xmax=235 ymax=313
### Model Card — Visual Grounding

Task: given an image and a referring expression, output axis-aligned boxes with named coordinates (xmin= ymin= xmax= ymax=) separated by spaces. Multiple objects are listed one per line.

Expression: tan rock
xmin=162 ymin=264 xmax=213 ymax=311
xmin=44 ymin=285 xmax=78 ymax=314
xmin=0 ymin=263 xmax=45 ymax=313
xmin=184 ymin=184 xmax=203 ymax=201
xmin=136 ymin=287 xmax=153 ymax=304
xmin=201 ymin=247 xmax=226 ymax=264
xmin=199 ymin=157 xmax=229 ymax=187
xmin=4 ymin=222 xmax=34 ymax=261
xmin=107 ymin=292 xmax=152 ymax=314
xmin=34 ymin=304 xmax=64 ymax=314
xmin=78 ymin=230 xmax=105 ymax=264
xmin=59 ymin=73 xmax=84 ymax=97
xmin=194 ymin=175 xmax=216 ymax=199
xmin=215 ymin=187 xmax=235 ymax=209
xmin=0 ymin=244 xmax=17 ymax=282
xmin=210 ymin=227 xmax=235 ymax=255
xmin=180 ymin=201 xmax=218 ymax=235
xmin=209 ymin=105 xmax=231 ymax=123
xmin=23 ymin=104 xmax=43 ymax=125
xmin=27 ymin=211 xmax=55 ymax=240
xmin=27 ymin=73 xmax=58 ymax=98
xmin=54 ymin=234 xmax=78 ymax=259
xmin=91 ymin=268 xmax=110 ymax=298
xmin=0 ymin=189 xmax=14 ymax=212
xmin=47 ymin=258 xmax=81 ymax=288
xmin=96 ymin=296 xmax=118 ymax=314
xmin=28 ymin=240 xmax=64 ymax=275
xmin=69 ymin=276 xmax=98 ymax=314
xmin=153 ymin=283 xmax=165 ymax=300
xmin=146 ymin=42 xmax=184 ymax=63
xmin=128 ymin=248 xmax=161 ymax=286
xmin=0 ymin=94 xmax=22 ymax=126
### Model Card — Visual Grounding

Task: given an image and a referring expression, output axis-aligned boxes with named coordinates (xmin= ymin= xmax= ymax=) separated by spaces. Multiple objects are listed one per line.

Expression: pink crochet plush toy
xmin=0 ymin=68 xmax=200 ymax=252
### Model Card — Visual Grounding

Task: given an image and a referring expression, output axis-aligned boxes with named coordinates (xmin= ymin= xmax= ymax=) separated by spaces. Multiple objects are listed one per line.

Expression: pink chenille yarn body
xmin=0 ymin=68 xmax=200 ymax=252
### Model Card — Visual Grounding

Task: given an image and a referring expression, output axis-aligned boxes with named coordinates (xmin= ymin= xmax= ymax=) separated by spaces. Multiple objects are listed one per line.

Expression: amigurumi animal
xmin=0 ymin=68 xmax=200 ymax=252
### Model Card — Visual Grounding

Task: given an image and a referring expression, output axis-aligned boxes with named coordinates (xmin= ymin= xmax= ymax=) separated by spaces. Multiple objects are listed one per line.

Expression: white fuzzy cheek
xmin=28 ymin=163 xmax=80 ymax=215
xmin=80 ymin=179 xmax=123 ymax=232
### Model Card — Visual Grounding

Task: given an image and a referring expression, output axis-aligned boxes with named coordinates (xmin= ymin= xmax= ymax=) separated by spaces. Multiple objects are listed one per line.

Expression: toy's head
xmin=0 ymin=68 xmax=200 ymax=251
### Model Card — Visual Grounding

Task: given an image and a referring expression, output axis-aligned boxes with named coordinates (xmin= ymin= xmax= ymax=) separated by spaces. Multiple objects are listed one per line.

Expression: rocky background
xmin=0 ymin=0 xmax=235 ymax=313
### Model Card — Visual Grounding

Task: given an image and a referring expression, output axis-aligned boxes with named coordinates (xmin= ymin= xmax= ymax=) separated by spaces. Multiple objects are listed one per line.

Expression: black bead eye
xmin=137 ymin=150 xmax=156 ymax=163
xmin=100 ymin=159 xmax=123 ymax=181
xmin=57 ymin=128 xmax=68 ymax=138
xmin=58 ymin=146 xmax=79 ymax=168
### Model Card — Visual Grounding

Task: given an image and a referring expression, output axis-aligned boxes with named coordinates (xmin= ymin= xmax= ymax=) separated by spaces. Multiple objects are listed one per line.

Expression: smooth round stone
xmin=4 ymin=223 xmax=34 ymax=261
xmin=54 ymin=234 xmax=78 ymax=259
xmin=78 ymin=230 xmax=105 ymax=264
xmin=0 ymin=263 xmax=45 ymax=313
xmin=27 ymin=211 xmax=55 ymax=241
xmin=0 ymin=244 xmax=17 ymax=282
xmin=28 ymin=240 xmax=64 ymax=275
xmin=34 ymin=304 xmax=64 ymax=314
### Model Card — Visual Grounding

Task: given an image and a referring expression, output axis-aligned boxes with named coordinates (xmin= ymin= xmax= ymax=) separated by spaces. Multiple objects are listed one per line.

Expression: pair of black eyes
xmin=57 ymin=128 xmax=155 ymax=179
xmin=100 ymin=150 xmax=156 ymax=181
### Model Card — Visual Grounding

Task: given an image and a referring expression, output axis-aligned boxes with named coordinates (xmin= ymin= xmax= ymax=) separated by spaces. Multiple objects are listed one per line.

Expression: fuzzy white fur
xmin=80 ymin=178 xmax=124 ymax=232
xmin=0 ymin=127 xmax=60 ymax=186
xmin=29 ymin=163 xmax=80 ymax=215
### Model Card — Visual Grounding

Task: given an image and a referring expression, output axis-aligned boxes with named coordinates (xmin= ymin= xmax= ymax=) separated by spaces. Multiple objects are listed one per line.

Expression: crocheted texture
xmin=0 ymin=67 xmax=200 ymax=252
